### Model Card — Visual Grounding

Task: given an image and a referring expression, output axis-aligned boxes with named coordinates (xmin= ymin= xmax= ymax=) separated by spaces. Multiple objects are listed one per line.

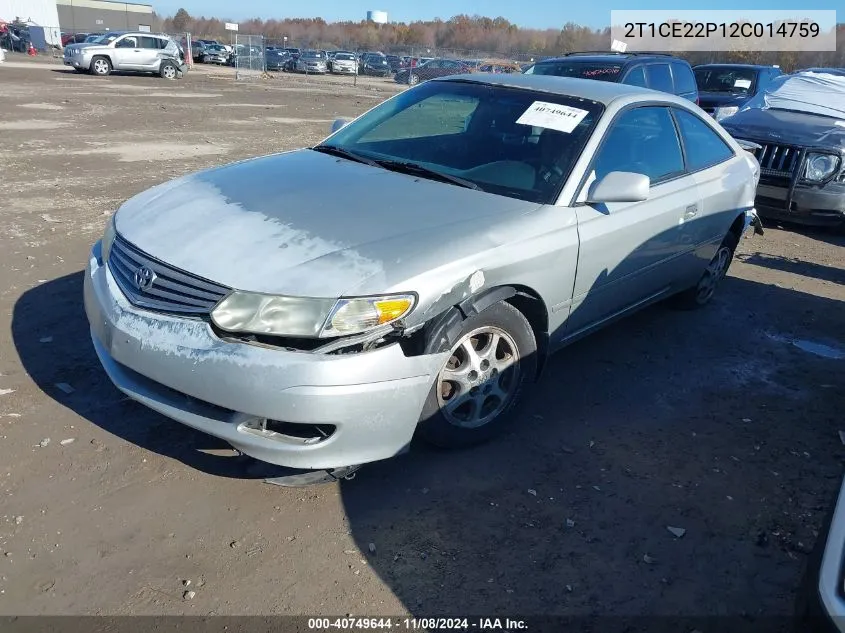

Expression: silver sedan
xmin=85 ymin=74 xmax=762 ymax=478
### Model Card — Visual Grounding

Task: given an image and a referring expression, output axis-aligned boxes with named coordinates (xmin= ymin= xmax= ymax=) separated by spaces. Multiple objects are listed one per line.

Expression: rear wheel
xmin=673 ymin=231 xmax=739 ymax=309
xmin=159 ymin=60 xmax=178 ymax=80
xmin=408 ymin=73 xmax=420 ymax=85
xmin=90 ymin=56 xmax=111 ymax=76
xmin=417 ymin=301 xmax=537 ymax=448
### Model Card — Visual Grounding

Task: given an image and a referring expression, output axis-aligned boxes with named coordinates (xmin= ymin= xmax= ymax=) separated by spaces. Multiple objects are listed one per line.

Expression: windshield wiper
xmin=311 ymin=145 xmax=380 ymax=168
xmin=375 ymin=160 xmax=482 ymax=191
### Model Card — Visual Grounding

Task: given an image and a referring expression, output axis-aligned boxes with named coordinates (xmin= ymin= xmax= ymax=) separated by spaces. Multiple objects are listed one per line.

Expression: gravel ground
xmin=0 ymin=59 xmax=843 ymax=625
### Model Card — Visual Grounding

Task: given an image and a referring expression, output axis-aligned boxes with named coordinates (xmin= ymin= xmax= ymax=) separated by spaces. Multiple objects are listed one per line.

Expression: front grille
xmin=748 ymin=142 xmax=803 ymax=181
xmin=108 ymin=235 xmax=230 ymax=315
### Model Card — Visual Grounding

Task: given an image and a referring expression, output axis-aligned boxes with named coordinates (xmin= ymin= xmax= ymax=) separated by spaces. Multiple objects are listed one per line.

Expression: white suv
xmin=64 ymin=31 xmax=186 ymax=79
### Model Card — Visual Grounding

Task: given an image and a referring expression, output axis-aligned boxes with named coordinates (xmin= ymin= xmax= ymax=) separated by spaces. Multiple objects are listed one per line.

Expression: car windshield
xmin=694 ymin=67 xmax=757 ymax=94
xmin=302 ymin=51 xmax=321 ymax=59
xmin=319 ymin=80 xmax=603 ymax=204
xmin=527 ymin=61 xmax=623 ymax=82
xmin=335 ymin=53 xmax=355 ymax=61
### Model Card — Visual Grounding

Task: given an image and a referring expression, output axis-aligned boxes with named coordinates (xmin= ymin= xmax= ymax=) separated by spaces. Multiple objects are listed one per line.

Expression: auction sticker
xmin=516 ymin=101 xmax=589 ymax=134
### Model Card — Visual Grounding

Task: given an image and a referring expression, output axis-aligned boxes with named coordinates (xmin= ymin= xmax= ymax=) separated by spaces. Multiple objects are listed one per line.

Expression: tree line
xmin=164 ymin=9 xmax=845 ymax=70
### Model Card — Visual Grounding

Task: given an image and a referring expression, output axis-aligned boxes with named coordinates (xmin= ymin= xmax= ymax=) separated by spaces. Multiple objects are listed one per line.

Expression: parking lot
xmin=1 ymin=59 xmax=844 ymax=622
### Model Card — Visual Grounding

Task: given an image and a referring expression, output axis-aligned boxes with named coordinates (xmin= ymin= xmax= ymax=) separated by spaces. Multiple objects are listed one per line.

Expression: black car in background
xmin=385 ymin=54 xmax=403 ymax=72
xmin=360 ymin=52 xmax=391 ymax=76
xmin=525 ymin=52 xmax=699 ymax=103
xmin=693 ymin=64 xmax=783 ymax=121
xmin=721 ymin=72 xmax=845 ymax=227
xmin=265 ymin=48 xmax=290 ymax=71
xmin=394 ymin=58 xmax=472 ymax=85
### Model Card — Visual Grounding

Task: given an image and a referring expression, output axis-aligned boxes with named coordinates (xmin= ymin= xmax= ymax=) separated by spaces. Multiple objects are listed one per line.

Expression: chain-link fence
xmin=234 ymin=34 xmax=266 ymax=80
xmin=1 ymin=23 xmax=63 ymax=57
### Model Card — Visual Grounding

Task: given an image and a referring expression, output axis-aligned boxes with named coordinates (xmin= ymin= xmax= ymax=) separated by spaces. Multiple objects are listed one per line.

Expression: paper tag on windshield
xmin=734 ymin=79 xmax=752 ymax=89
xmin=516 ymin=101 xmax=589 ymax=134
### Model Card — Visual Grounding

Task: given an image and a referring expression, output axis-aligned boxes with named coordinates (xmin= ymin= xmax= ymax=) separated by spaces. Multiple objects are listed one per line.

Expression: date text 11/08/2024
xmin=307 ymin=618 xmax=528 ymax=630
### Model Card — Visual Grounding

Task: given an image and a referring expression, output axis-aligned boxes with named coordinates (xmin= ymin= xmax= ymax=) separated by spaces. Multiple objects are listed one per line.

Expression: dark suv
xmin=524 ymin=52 xmax=698 ymax=103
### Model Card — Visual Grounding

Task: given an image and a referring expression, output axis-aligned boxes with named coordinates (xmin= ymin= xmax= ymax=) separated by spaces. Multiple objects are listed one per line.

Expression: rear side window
xmin=670 ymin=62 xmax=697 ymax=94
xmin=645 ymin=64 xmax=673 ymax=93
xmin=673 ymin=109 xmax=734 ymax=170
xmin=531 ymin=61 xmax=623 ymax=82
xmin=622 ymin=66 xmax=647 ymax=87
xmin=139 ymin=36 xmax=160 ymax=49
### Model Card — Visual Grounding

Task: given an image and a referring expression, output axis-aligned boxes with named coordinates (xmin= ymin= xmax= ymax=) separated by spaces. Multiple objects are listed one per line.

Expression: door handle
xmin=684 ymin=204 xmax=698 ymax=219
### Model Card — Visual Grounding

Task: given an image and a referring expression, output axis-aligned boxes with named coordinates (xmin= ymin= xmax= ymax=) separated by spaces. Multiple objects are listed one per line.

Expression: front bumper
xmin=63 ymin=56 xmax=88 ymax=69
xmin=83 ymin=243 xmax=447 ymax=469
xmin=755 ymin=181 xmax=845 ymax=227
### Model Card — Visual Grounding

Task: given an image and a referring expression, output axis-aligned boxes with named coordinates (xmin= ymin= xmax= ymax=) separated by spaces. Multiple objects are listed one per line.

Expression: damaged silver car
xmin=85 ymin=74 xmax=762 ymax=479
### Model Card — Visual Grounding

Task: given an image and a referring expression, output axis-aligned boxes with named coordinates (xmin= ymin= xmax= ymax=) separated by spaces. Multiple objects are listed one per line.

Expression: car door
xmin=136 ymin=36 xmax=163 ymax=70
xmin=563 ymin=105 xmax=699 ymax=339
xmin=671 ymin=107 xmax=746 ymax=276
xmin=111 ymin=35 xmax=141 ymax=70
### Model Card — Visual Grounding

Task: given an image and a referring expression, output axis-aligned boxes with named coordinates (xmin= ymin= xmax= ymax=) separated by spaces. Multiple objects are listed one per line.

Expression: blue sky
xmin=153 ymin=0 xmax=840 ymax=30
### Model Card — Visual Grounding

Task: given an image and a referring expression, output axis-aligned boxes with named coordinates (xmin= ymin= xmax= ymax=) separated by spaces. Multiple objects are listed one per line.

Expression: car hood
xmin=114 ymin=149 xmax=540 ymax=298
xmin=721 ymin=107 xmax=845 ymax=151
xmin=698 ymin=92 xmax=752 ymax=109
xmin=66 ymin=43 xmax=100 ymax=52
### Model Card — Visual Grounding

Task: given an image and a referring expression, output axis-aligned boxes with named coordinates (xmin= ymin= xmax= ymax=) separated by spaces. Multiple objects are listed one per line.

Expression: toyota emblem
xmin=133 ymin=266 xmax=156 ymax=291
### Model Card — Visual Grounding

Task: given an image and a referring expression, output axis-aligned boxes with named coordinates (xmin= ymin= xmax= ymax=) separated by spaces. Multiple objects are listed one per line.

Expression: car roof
xmin=435 ymin=73 xmax=688 ymax=106
xmin=537 ymin=53 xmax=686 ymax=65
xmin=694 ymin=63 xmax=776 ymax=70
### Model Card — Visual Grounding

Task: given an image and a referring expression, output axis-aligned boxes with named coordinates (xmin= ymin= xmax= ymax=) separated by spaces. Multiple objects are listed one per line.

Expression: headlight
xmin=102 ymin=215 xmax=116 ymax=262
xmin=803 ymin=153 xmax=840 ymax=182
xmin=714 ymin=106 xmax=739 ymax=121
xmin=210 ymin=292 xmax=415 ymax=338
xmin=211 ymin=292 xmax=336 ymax=337
xmin=322 ymin=294 xmax=416 ymax=337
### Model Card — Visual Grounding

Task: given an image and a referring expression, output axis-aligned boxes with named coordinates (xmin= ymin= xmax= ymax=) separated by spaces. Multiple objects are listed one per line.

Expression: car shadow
xmin=736 ymin=252 xmax=845 ymax=286
xmin=10 ymin=271 xmax=317 ymax=480
xmin=335 ymin=275 xmax=844 ymax=622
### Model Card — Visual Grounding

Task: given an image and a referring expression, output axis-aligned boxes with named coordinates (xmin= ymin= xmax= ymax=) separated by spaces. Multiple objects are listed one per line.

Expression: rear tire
xmin=90 ymin=56 xmax=111 ymax=76
xmin=672 ymin=231 xmax=739 ymax=310
xmin=408 ymin=74 xmax=420 ymax=85
xmin=159 ymin=60 xmax=178 ymax=80
xmin=417 ymin=301 xmax=537 ymax=449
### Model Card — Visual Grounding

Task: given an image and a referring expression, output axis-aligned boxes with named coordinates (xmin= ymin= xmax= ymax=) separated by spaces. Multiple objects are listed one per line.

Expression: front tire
xmin=408 ymin=73 xmax=420 ymax=85
xmin=417 ymin=301 xmax=537 ymax=448
xmin=90 ymin=56 xmax=111 ymax=76
xmin=673 ymin=231 xmax=739 ymax=309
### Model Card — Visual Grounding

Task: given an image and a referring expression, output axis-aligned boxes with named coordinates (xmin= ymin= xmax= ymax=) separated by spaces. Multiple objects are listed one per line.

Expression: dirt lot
xmin=1 ymin=59 xmax=844 ymax=624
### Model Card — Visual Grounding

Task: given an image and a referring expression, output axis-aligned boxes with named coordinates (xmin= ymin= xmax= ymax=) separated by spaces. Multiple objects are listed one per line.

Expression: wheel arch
xmin=414 ymin=283 xmax=550 ymax=380
xmin=728 ymin=212 xmax=746 ymax=244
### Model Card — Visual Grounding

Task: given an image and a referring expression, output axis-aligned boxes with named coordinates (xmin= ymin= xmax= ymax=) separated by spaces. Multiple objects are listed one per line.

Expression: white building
xmin=366 ymin=10 xmax=388 ymax=24
xmin=1 ymin=0 xmax=61 ymax=29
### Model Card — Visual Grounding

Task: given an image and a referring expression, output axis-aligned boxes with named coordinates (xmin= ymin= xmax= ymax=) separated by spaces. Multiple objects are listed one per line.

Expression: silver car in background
xmin=85 ymin=75 xmax=762 ymax=478
xmin=295 ymin=50 xmax=328 ymax=74
xmin=331 ymin=51 xmax=358 ymax=75
xmin=63 ymin=31 xmax=185 ymax=79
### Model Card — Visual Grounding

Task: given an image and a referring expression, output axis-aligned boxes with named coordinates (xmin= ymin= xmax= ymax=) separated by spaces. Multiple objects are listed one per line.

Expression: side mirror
xmin=330 ymin=118 xmax=350 ymax=134
xmin=586 ymin=171 xmax=650 ymax=204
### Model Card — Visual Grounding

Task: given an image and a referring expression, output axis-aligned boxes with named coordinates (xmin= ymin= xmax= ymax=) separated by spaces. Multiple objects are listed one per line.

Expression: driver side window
xmin=591 ymin=106 xmax=685 ymax=184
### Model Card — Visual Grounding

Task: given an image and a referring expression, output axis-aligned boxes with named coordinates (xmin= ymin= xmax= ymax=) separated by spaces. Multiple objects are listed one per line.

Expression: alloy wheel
xmin=93 ymin=59 xmax=109 ymax=75
xmin=436 ymin=326 xmax=521 ymax=429
xmin=696 ymin=245 xmax=731 ymax=303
